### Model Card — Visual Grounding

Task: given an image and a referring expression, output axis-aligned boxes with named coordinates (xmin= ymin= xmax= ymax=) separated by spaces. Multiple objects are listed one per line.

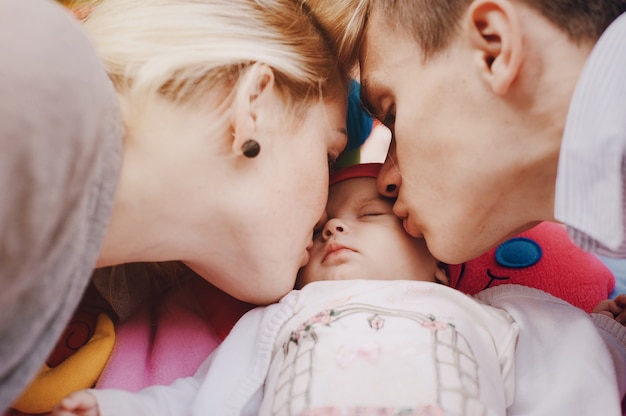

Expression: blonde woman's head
xmin=78 ymin=0 xmax=351 ymax=304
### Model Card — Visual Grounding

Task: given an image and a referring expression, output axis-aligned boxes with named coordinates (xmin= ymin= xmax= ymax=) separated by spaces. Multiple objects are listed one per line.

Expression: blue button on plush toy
xmin=495 ymin=237 xmax=543 ymax=268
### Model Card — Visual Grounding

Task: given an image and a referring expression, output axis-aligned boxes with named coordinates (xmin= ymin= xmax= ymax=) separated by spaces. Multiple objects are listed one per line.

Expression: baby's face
xmin=297 ymin=177 xmax=439 ymax=287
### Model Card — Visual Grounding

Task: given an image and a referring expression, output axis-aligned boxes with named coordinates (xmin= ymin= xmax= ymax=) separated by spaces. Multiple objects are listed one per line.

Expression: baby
xmin=55 ymin=164 xmax=626 ymax=415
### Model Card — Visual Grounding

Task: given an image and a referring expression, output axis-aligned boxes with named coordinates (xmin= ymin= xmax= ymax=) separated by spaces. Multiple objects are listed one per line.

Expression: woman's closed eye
xmin=327 ymin=154 xmax=338 ymax=172
xmin=312 ymin=225 xmax=324 ymax=240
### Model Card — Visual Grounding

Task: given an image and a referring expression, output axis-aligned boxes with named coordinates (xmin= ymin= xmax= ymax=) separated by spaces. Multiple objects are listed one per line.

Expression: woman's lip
xmin=300 ymin=246 xmax=312 ymax=267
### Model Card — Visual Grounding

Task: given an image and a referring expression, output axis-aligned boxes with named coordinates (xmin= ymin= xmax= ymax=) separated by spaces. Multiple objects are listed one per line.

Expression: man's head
xmin=297 ymin=163 xmax=446 ymax=287
xmin=307 ymin=0 xmax=624 ymax=74
xmin=308 ymin=0 xmax=626 ymax=263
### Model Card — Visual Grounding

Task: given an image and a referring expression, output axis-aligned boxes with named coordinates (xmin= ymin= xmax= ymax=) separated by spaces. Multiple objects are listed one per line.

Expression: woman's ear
xmin=464 ymin=0 xmax=523 ymax=95
xmin=231 ymin=63 xmax=276 ymax=156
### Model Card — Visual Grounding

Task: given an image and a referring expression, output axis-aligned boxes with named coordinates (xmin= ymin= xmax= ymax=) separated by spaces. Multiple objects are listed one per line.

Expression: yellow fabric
xmin=12 ymin=313 xmax=115 ymax=414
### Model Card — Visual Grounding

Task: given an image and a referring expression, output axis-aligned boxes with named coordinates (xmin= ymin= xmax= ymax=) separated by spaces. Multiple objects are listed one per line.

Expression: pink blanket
xmin=96 ymin=277 xmax=253 ymax=391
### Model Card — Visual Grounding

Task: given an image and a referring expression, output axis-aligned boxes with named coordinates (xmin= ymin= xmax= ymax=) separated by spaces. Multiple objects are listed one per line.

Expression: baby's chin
xmin=298 ymin=264 xmax=386 ymax=287
xmin=316 ymin=271 xmax=376 ymax=283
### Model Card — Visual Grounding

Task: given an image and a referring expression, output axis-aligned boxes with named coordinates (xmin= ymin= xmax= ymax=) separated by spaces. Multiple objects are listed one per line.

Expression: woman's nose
xmin=322 ymin=218 xmax=347 ymax=241
xmin=377 ymin=142 xmax=401 ymax=198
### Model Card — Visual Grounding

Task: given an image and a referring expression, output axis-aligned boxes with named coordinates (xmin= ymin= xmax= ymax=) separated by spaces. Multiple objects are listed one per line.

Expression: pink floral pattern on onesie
xmin=273 ymin=304 xmax=485 ymax=416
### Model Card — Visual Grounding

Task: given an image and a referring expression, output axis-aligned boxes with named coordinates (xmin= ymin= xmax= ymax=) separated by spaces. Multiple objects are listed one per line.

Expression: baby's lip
xmin=323 ymin=242 xmax=354 ymax=263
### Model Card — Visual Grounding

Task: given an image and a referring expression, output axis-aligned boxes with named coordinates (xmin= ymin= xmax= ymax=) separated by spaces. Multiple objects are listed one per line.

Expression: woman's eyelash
xmin=327 ymin=154 xmax=338 ymax=171
xmin=312 ymin=226 xmax=323 ymax=238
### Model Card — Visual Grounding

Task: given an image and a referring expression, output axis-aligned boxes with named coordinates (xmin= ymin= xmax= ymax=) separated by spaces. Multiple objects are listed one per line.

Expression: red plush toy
xmin=449 ymin=221 xmax=615 ymax=313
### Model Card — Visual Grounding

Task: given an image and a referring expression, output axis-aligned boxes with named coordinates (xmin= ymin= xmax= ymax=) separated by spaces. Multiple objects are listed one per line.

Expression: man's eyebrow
xmin=359 ymin=79 xmax=378 ymax=120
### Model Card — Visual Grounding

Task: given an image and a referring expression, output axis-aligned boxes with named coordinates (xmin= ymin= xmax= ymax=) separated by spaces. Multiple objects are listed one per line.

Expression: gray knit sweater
xmin=0 ymin=0 xmax=123 ymax=411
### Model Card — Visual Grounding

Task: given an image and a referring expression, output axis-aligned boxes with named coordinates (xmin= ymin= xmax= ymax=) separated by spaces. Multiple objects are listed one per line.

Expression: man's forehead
xmin=359 ymin=24 xmax=388 ymax=116
xmin=360 ymin=9 xmax=423 ymax=74
xmin=359 ymin=23 xmax=426 ymax=110
xmin=359 ymin=17 xmax=408 ymax=98
xmin=358 ymin=15 xmax=381 ymax=91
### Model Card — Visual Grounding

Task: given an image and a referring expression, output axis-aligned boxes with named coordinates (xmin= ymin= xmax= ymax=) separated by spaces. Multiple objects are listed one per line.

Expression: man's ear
xmin=464 ymin=0 xmax=522 ymax=95
xmin=231 ymin=63 xmax=276 ymax=155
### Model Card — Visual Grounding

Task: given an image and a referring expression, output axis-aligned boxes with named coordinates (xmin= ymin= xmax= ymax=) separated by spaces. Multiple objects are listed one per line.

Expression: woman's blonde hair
xmin=79 ymin=0 xmax=347 ymax=116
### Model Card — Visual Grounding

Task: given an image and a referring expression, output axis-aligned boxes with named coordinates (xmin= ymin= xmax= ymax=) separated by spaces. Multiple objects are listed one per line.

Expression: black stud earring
xmin=242 ymin=139 xmax=261 ymax=158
